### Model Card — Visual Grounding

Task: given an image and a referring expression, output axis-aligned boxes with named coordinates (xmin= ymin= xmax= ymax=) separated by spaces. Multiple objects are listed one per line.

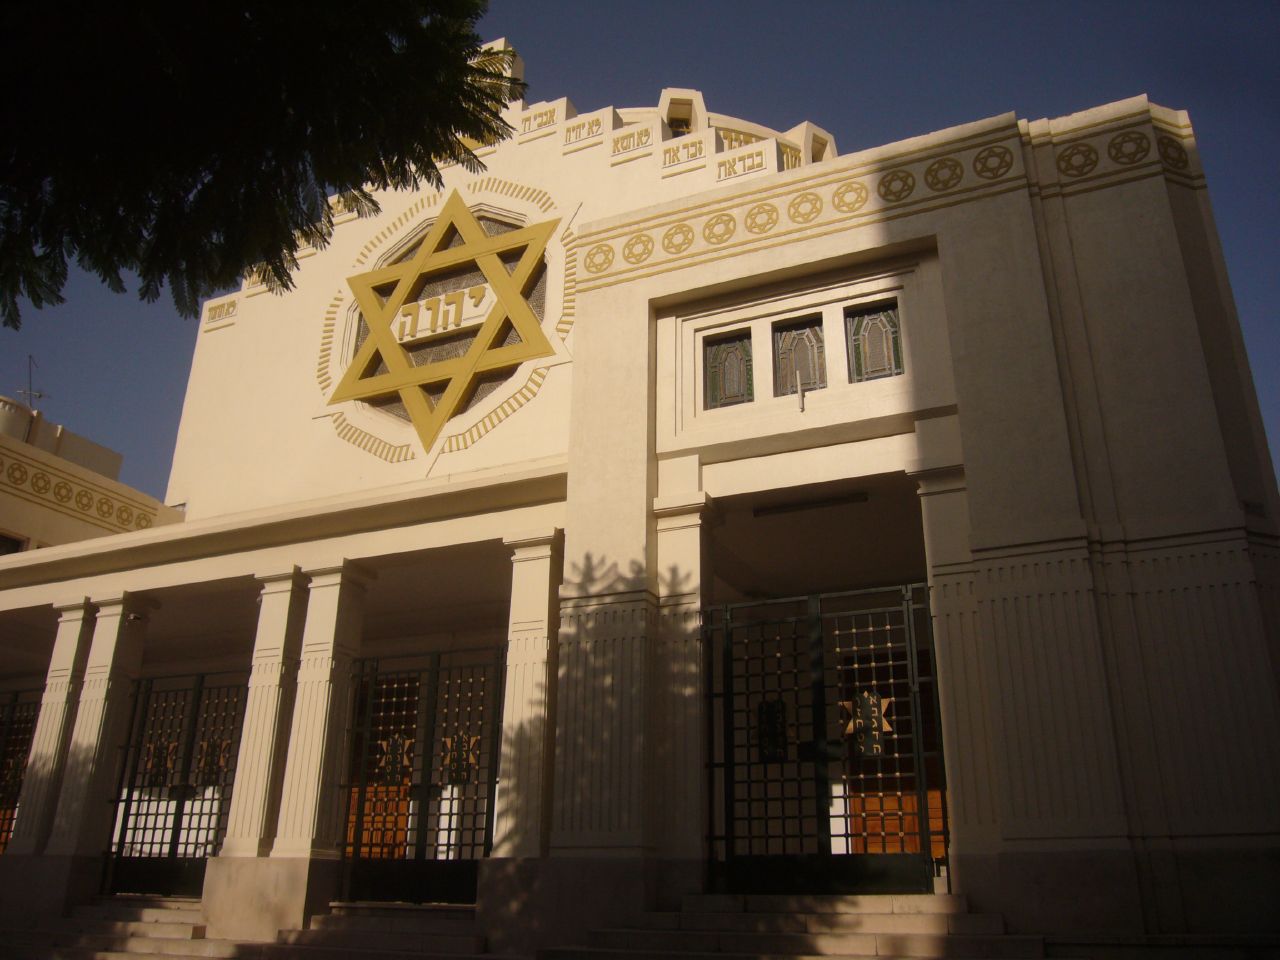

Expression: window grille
xmin=704 ymin=330 xmax=754 ymax=409
xmin=0 ymin=690 xmax=41 ymax=853
xmin=773 ymin=316 xmax=827 ymax=397
xmin=846 ymin=302 xmax=903 ymax=382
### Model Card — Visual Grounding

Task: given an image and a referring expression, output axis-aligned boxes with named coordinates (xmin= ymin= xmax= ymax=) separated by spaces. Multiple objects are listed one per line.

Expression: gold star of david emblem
xmin=329 ymin=190 xmax=559 ymax=452
xmin=839 ymin=692 xmax=893 ymax=736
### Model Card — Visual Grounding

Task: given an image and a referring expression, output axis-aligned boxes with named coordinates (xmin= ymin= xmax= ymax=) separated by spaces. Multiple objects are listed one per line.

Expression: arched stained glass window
xmin=773 ymin=316 xmax=826 ymax=397
xmin=846 ymin=302 xmax=903 ymax=382
xmin=704 ymin=331 xmax=753 ymax=409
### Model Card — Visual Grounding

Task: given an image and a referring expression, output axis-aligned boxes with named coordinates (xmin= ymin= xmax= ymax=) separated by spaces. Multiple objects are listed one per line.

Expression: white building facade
xmin=1 ymin=55 xmax=1277 ymax=951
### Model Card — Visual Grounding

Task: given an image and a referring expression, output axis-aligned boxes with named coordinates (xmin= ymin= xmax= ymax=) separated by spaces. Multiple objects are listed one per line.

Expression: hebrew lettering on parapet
xmin=717 ymin=149 xmax=766 ymax=182
xmin=521 ymin=107 xmax=558 ymax=135
xmin=612 ymin=127 xmax=653 ymax=157
xmin=663 ymin=138 xmax=705 ymax=168
xmin=564 ymin=117 xmax=603 ymax=146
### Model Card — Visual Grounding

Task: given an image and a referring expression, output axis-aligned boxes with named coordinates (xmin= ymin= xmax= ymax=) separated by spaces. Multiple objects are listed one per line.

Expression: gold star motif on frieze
xmin=329 ymin=190 xmax=559 ymax=452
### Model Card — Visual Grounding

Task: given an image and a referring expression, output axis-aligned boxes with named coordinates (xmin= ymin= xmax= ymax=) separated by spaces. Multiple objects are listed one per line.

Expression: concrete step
xmin=638 ymin=911 xmax=1004 ymax=936
xmin=587 ymin=927 xmax=1042 ymax=957
xmin=73 ymin=905 xmax=206 ymax=925
xmin=683 ymin=894 xmax=970 ymax=916
xmin=262 ymin=948 xmax=507 ymax=960
xmin=278 ymin=927 xmax=486 ymax=953
xmin=83 ymin=897 xmax=204 ymax=912
xmin=546 ymin=951 xmax=1030 ymax=960
xmin=66 ymin=919 xmax=207 ymax=939
xmin=48 ymin=950 xmax=265 ymax=960
xmin=50 ymin=933 xmax=240 ymax=957
xmin=309 ymin=906 xmax=478 ymax=936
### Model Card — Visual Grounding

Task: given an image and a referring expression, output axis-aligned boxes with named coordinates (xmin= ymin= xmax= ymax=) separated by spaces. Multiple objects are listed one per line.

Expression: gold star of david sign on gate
xmin=329 ymin=191 xmax=559 ymax=452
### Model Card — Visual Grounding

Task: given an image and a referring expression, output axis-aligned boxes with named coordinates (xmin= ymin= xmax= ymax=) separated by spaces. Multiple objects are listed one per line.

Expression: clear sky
xmin=2 ymin=0 xmax=1276 ymax=500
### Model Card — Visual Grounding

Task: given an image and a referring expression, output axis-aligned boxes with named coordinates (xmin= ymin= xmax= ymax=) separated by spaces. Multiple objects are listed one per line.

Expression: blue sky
xmin=2 ymin=0 xmax=1276 ymax=499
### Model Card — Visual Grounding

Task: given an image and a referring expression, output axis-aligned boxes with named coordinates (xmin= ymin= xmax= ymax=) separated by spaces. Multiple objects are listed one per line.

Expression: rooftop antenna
xmin=17 ymin=354 xmax=47 ymax=408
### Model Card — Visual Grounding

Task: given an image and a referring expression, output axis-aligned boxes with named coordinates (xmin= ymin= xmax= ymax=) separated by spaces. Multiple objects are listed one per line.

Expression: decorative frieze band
xmin=572 ymin=129 xmax=1028 ymax=291
xmin=0 ymin=443 xmax=161 ymax=534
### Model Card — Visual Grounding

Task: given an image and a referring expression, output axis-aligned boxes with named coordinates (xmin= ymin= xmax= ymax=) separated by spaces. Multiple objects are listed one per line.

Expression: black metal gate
xmin=341 ymin=647 xmax=504 ymax=904
xmin=0 ymin=689 xmax=41 ymax=854
xmin=705 ymin=584 xmax=947 ymax=894
xmin=107 ymin=672 xmax=247 ymax=896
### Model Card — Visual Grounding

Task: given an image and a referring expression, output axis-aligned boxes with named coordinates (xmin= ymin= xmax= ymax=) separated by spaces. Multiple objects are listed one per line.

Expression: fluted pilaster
xmin=46 ymin=594 xmax=151 ymax=857
xmin=221 ymin=569 xmax=309 ymax=858
xmin=551 ymin=590 xmax=655 ymax=854
xmin=649 ymin=493 xmax=709 ymax=858
xmin=492 ymin=530 xmax=563 ymax=858
xmin=271 ymin=562 xmax=371 ymax=860
xmin=6 ymin=600 xmax=96 ymax=855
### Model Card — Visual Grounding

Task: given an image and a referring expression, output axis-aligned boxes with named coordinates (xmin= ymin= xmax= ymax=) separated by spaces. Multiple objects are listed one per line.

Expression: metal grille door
xmin=342 ymin=647 xmax=504 ymax=903
xmin=706 ymin=585 xmax=946 ymax=893
xmin=107 ymin=673 xmax=247 ymax=896
xmin=0 ymin=689 xmax=41 ymax=853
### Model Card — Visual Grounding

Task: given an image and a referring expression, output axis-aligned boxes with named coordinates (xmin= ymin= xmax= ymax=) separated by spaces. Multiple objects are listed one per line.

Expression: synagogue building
xmin=1 ymin=44 xmax=1277 ymax=957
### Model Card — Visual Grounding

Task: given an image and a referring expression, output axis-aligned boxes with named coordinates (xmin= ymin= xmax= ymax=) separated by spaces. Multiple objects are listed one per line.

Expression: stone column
xmin=216 ymin=561 xmax=369 ymax=939
xmin=492 ymin=530 xmax=563 ymax=858
xmin=650 ymin=492 xmax=709 ymax=864
xmin=22 ymin=594 xmax=151 ymax=915
xmin=550 ymin=587 xmax=655 ymax=858
xmin=5 ymin=600 xmax=95 ymax=856
xmin=219 ymin=569 xmax=309 ymax=858
xmin=273 ymin=562 xmax=371 ymax=857
xmin=203 ymin=569 xmax=311 ymax=941
xmin=45 ymin=594 xmax=150 ymax=860
xmin=913 ymin=469 xmax=1000 ymax=882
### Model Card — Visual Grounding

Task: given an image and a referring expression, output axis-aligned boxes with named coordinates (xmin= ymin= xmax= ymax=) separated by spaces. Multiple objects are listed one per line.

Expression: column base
xmin=0 ymin=853 xmax=102 ymax=926
xmin=202 ymin=855 xmax=340 ymax=941
xmin=952 ymin=843 xmax=1280 ymax=936
xmin=478 ymin=856 xmax=660 ymax=954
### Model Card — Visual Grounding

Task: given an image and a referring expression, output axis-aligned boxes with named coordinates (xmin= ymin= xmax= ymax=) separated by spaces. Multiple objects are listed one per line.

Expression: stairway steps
xmin=64 ymin=920 xmax=207 ymax=938
xmin=72 ymin=907 xmax=205 ymax=925
xmin=308 ymin=912 xmax=478 ymax=936
xmin=545 ymin=951 xmax=1031 ymax=960
xmin=279 ymin=928 xmax=486 ymax=953
xmin=638 ymin=912 xmax=1004 ymax=936
xmin=50 ymin=934 xmax=237 ymax=957
xmin=683 ymin=895 xmax=970 ymax=916
xmin=81 ymin=897 xmax=204 ymax=913
xmin=263 ymin=948 xmax=504 ymax=960
xmin=585 ymin=928 xmax=1042 ymax=958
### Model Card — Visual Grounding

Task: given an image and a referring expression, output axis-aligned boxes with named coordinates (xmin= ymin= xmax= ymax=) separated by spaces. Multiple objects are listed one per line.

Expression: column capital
xmin=255 ymin=566 xmax=309 ymax=597
xmin=301 ymin=559 xmax=376 ymax=592
xmin=504 ymin=527 xmax=563 ymax=562
xmin=653 ymin=491 xmax=713 ymax=532
xmin=52 ymin=597 xmax=96 ymax=620
xmin=909 ymin=465 xmax=967 ymax=497
xmin=91 ymin=592 xmax=158 ymax=622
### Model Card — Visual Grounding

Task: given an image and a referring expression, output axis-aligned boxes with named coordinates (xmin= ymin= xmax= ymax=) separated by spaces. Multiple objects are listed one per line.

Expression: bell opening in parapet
xmin=666 ymin=99 xmax=694 ymax=137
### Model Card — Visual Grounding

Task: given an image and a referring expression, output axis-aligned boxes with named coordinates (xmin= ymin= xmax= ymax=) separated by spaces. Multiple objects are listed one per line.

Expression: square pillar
xmin=46 ymin=594 xmax=151 ymax=860
xmin=550 ymin=586 xmax=655 ymax=857
xmin=203 ymin=569 xmax=310 ymax=941
xmin=11 ymin=594 xmax=152 ymax=916
xmin=491 ymin=529 xmax=563 ymax=858
xmin=207 ymin=562 xmax=370 ymax=940
xmin=272 ymin=562 xmax=371 ymax=860
xmin=650 ymin=493 xmax=709 ymax=863
xmin=914 ymin=467 xmax=1141 ymax=933
xmin=219 ymin=569 xmax=309 ymax=858
xmin=5 ymin=600 xmax=95 ymax=857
